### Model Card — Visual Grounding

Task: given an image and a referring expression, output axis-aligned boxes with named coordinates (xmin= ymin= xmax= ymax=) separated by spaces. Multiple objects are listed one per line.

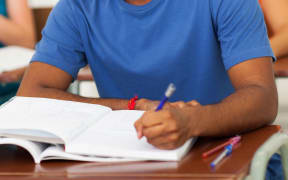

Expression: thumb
xmin=134 ymin=119 xmax=143 ymax=139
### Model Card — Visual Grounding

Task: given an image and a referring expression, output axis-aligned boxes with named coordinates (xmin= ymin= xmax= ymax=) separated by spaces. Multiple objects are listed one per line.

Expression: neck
xmin=125 ymin=0 xmax=152 ymax=6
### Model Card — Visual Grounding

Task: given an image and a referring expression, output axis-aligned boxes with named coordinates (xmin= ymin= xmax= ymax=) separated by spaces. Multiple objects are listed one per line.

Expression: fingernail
xmin=137 ymin=131 xmax=142 ymax=139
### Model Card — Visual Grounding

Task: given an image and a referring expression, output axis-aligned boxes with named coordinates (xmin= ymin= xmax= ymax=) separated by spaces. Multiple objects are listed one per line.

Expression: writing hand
xmin=134 ymin=100 xmax=201 ymax=150
xmin=134 ymin=98 xmax=172 ymax=138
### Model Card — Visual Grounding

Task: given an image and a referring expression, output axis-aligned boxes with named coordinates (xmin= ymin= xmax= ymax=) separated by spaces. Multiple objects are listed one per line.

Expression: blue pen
xmin=137 ymin=83 xmax=176 ymax=139
xmin=210 ymin=144 xmax=233 ymax=168
xmin=155 ymin=83 xmax=176 ymax=111
xmin=210 ymin=136 xmax=241 ymax=168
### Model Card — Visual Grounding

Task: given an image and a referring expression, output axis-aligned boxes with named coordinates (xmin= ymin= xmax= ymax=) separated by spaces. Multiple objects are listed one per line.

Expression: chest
xmin=81 ymin=0 xmax=218 ymax=71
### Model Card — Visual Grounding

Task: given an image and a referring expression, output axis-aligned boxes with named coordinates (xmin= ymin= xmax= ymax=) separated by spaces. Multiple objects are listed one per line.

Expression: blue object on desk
xmin=210 ymin=144 xmax=233 ymax=168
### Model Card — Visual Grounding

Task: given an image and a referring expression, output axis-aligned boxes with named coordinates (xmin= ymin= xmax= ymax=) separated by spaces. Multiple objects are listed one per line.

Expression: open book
xmin=0 ymin=97 xmax=195 ymax=164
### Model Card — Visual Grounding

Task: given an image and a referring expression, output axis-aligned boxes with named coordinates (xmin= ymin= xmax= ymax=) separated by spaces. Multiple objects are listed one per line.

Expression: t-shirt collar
xmin=118 ymin=0 xmax=162 ymax=14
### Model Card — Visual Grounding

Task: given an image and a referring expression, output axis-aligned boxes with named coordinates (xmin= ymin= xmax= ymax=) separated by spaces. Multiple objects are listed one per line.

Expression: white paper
xmin=0 ymin=96 xmax=111 ymax=144
xmin=41 ymin=145 xmax=140 ymax=163
xmin=67 ymin=110 xmax=193 ymax=161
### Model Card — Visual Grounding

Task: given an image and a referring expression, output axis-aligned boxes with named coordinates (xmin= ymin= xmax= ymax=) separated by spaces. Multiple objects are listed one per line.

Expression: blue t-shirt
xmin=0 ymin=0 xmax=7 ymax=47
xmin=32 ymin=0 xmax=274 ymax=105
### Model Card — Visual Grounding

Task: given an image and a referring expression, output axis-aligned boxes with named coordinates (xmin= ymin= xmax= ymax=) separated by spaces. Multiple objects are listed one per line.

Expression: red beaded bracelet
xmin=128 ymin=95 xmax=138 ymax=110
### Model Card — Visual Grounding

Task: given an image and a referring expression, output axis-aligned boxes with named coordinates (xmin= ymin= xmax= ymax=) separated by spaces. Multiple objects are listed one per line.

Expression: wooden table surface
xmin=0 ymin=126 xmax=279 ymax=180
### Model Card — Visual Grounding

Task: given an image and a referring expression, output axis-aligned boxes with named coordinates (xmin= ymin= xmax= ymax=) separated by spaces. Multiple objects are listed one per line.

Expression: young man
xmin=18 ymin=0 xmax=277 ymax=149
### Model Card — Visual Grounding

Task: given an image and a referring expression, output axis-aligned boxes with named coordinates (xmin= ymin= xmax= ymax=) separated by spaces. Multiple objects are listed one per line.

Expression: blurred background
xmin=28 ymin=0 xmax=58 ymax=7
xmin=8 ymin=0 xmax=99 ymax=98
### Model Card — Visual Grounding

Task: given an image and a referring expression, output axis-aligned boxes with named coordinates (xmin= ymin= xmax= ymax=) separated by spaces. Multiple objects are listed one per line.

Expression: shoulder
xmin=210 ymin=0 xmax=260 ymax=14
xmin=209 ymin=0 xmax=262 ymax=24
xmin=52 ymin=0 xmax=112 ymax=23
xmin=49 ymin=0 xmax=98 ymax=22
xmin=56 ymin=0 xmax=106 ymax=13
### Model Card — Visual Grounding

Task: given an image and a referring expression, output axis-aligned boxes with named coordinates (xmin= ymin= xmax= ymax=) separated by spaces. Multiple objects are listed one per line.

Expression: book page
xmin=0 ymin=129 xmax=61 ymax=144
xmin=82 ymin=110 xmax=144 ymax=135
xmin=0 ymin=97 xmax=111 ymax=144
xmin=41 ymin=145 xmax=140 ymax=163
xmin=0 ymin=138 xmax=49 ymax=163
xmin=66 ymin=110 xmax=194 ymax=161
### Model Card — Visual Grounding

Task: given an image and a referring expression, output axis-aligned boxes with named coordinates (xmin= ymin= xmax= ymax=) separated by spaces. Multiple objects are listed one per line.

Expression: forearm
xmin=189 ymin=85 xmax=278 ymax=137
xmin=17 ymin=84 xmax=129 ymax=110
xmin=270 ymin=25 xmax=288 ymax=58
xmin=0 ymin=15 xmax=35 ymax=49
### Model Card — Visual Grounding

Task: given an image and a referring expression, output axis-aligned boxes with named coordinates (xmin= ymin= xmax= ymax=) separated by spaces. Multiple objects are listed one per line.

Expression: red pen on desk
xmin=202 ymin=136 xmax=241 ymax=158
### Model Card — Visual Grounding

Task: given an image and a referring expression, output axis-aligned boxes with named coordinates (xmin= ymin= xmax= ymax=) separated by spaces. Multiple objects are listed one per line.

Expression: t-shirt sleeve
xmin=213 ymin=0 xmax=275 ymax=70
xmin=31 ymin=0 xmax=87 ymax=79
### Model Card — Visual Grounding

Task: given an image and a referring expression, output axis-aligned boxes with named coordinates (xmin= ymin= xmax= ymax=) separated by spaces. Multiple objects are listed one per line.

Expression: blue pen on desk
xmin=155 ymin=83 xmax=176 ymax=111
xmin=210 ymin=144 xmax=232 ymax=168
xmin=210 ymin=137 xmax=241 ymax=168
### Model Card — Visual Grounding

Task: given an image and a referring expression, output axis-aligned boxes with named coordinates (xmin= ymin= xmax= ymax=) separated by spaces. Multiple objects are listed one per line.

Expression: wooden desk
xmin=0 ymin=126 xmax=279 ymax=180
